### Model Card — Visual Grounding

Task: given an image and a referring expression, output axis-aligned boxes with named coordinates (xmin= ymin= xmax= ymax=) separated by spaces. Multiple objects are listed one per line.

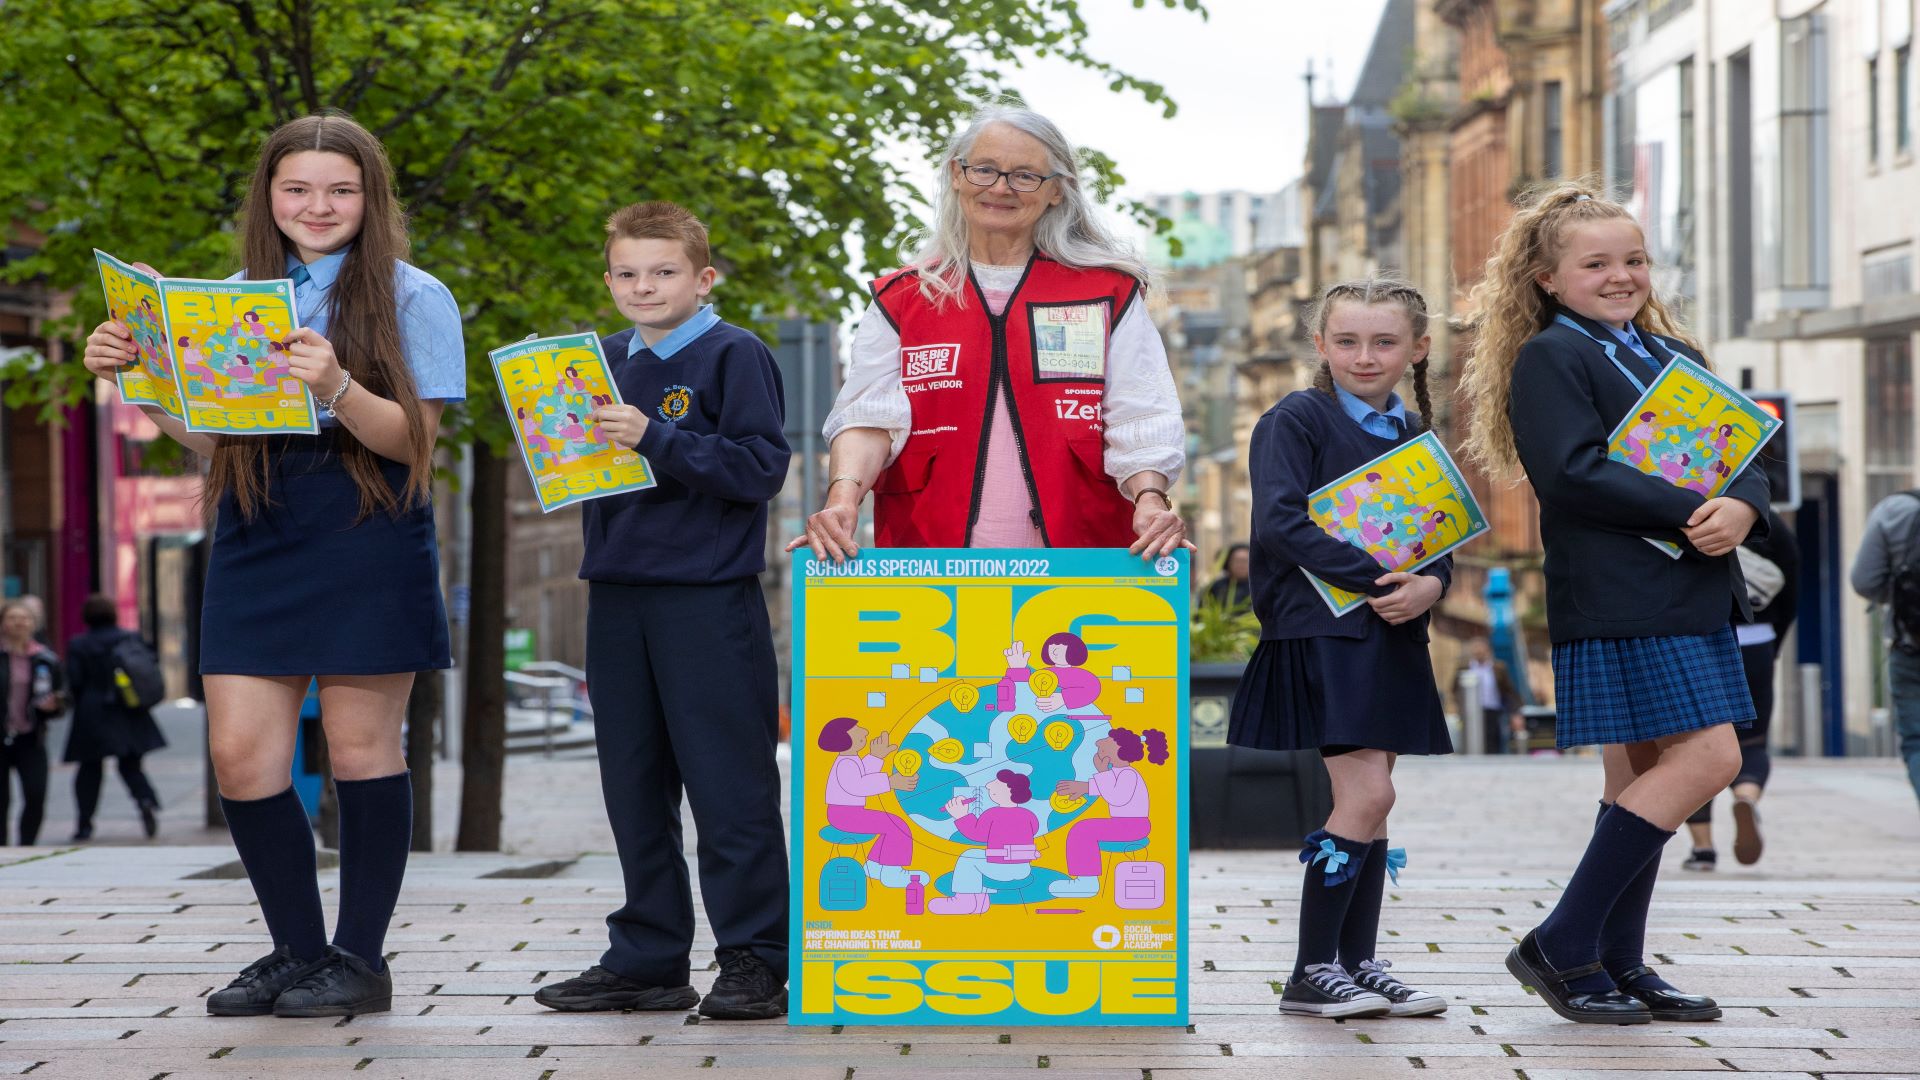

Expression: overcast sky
xmin=1001 ymin=0 xmax=1392 ymax=200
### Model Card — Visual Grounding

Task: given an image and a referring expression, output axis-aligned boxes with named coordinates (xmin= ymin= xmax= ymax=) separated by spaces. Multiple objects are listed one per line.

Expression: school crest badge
xmin=657 ymin=384 xmax=693 ymax=422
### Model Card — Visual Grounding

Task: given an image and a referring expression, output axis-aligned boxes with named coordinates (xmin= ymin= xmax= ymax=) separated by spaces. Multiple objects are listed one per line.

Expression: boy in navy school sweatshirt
xmin=533 ymin=201 xmax=792 ymax=1021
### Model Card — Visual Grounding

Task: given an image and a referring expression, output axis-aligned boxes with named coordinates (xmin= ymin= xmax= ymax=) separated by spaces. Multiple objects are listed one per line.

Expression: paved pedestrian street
xmin=2 ymin=754 xmax=1917 ymax=1079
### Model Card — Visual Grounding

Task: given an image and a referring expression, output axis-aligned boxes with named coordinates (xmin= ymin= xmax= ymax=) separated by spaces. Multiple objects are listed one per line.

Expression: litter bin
xmin=1189 ymin=661 xmax=1333 ymax=849
xmin=1519 ymin=705 xmax=1557 ymax=754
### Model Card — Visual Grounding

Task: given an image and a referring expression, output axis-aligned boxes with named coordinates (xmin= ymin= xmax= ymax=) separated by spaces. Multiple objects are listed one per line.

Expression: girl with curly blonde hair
xmin=1460 ymin=181 xmax=1768 ymax=1026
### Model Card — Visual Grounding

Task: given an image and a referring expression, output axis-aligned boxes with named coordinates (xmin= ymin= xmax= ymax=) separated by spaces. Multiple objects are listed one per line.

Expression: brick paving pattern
xmin=3 ymin=712 xmax=1917 ymax=1079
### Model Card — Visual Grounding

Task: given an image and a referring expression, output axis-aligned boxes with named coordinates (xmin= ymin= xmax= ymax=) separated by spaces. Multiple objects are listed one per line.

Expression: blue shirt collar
xmin=285 ymin=247 xmax=350 ymax=290
xmin=628 ymin=305 xmax=720 ymax=360
xmin=1333 ymin=384 xmax=1407 ymax=432
xmin=1606 ymin=320 xmax=1652 ymax=357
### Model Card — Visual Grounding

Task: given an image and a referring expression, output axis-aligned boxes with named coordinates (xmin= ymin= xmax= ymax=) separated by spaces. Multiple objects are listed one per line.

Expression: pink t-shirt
xmin=969 ymin=266 xmax=1045 ymax=549
xmin=5 ymin=651 xmax=32 ymax=736
xmin=953 ymin=805 xmax=1041 ymax=863
xmin=825 ymin=755 xmax=889 ymax=806
xmin=1090 ymin=766 xmax=1149 ymax=819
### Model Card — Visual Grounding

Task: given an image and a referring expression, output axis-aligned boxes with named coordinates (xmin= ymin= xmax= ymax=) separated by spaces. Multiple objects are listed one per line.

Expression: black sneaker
xmin=1350 ymin=958 xmax=1448 ymax=1017
xmin=533 ymin=965 xmax=699 ymax=1013
xmin=1277 ymin=962 xmax=1391 ymax=1018
xmin=138 ymin=799 xmax=159 ymax=840
xmin=698 ymin=952 xmax=787 ymax=1020
xmin=271 ymin=945 xmax=393 ymax=1017
xmin=1681 ymin=848 xmax=1717 ymax=872
xmin=206 ymin=946 xmax=328 ymax=1017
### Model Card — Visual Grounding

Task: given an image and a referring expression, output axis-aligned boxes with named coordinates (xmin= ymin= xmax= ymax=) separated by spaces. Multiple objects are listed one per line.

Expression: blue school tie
xmin=289 ymin=263 xmax=311 ymax=289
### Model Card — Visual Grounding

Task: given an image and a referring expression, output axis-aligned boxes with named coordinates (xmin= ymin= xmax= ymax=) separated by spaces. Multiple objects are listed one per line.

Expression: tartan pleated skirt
xmin=1550 ymin=627 xmax=1753 ymax=748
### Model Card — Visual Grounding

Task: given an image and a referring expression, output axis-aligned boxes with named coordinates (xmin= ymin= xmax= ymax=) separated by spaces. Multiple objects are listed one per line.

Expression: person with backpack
xmin=63 ymin=595 xmax=167 ymax=841
xmin=1851 ymin=491 xmax=1920 ymax=809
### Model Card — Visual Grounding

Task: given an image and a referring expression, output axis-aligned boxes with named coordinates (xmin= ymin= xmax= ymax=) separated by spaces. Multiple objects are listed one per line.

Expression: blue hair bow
xmin=1308 ymin=838 xmax=1348 ymax=877
xmin=1384 ymin=847 xmax=1407 ymax=886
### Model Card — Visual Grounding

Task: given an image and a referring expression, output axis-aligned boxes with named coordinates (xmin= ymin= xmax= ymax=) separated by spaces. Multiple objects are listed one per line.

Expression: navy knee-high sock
xmin=331 ymin=772 xmax=412 ymax=972
xmin=1594 ymin=801 xmax=1678 ymax=991
xmin=1337 ymin=839 xmax=1389 ymax=970
xmin=1535 ymin=803 xmax=1673 ymax=994
xmin=221 ymin=786 xmax=327 ymax=962
xmin=1290 ymin=830 xmax=1370 ymax=982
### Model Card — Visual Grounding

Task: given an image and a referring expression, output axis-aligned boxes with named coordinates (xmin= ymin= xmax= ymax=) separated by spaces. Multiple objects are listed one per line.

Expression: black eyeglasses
xmin=957 ymin=159 xmax=1061 ymax=194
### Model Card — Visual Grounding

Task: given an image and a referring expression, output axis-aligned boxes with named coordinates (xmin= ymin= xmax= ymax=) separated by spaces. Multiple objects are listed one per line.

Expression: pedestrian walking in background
xmin=1684 ymin=510 xmax=1797 ymax=869
xmin=1 ymin=597 xmax=66 ymax=845
xmin=63 ymin=594 xmax=167 ymax=842
xmin=1460 ymin=182 xmax=1763 ymax=1025
xmin=1206 ymin=542 xmax=1254 ymax=610
xmin=1850 ymin=489 xmax=1920 ymax=810
xmin=1455 ymin=637 xmax=1524 ymax=754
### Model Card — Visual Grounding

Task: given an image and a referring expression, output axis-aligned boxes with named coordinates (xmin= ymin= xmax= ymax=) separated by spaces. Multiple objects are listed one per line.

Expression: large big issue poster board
xmin=790 ymin=548 xmax=1189 ymax=1025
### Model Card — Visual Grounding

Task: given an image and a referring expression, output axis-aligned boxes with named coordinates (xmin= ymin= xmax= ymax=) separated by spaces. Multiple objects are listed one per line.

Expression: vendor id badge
xmin=1029 ymin=301 xmax=1108 ymax=381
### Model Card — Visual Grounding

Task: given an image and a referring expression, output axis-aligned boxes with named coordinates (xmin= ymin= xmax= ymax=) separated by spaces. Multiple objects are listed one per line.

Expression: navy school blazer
xmin=1508 ymin=307 xmax=1770 ymax=643
xmin=1246 ymin=389 xmax=1452 ymax=642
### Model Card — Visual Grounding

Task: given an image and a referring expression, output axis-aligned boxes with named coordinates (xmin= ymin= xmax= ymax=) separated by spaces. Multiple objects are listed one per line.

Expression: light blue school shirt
xmin=625 ymin=304 xmax=721 ymax=360
xmin=1333 ymin=384 xmax=1409 ymax=440
xmin=233 ymin=247 xmax=467 ymax=422
xmin=1605 ymin=321 xmax=1665 ymax=379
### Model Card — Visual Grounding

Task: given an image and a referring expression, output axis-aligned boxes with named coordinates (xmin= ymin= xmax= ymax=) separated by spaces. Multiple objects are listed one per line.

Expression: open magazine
xmin=1305 ymin=431 xmax=1490 ymax=617
xmin=1604 ymin=354 xmax=1781 ymax=558
xmin=490 ymin=332 xmax=658 ymax=512
xmin=95 ymin=249 xmax=317 ymax=434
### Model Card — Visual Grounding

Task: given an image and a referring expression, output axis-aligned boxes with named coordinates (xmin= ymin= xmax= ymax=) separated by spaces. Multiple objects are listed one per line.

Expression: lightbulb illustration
xmin=949 ymin=683 xmax=980 ymax=712
xmin=1043 ymin=721 xmax=1075 ymax=752
xmin=893 ymin=749 xmax=922 ymax=777
xmin=1008 ymin=714 xmax=1038 ymax=744
xmin=1028 ymin=669 xmax=1059 ymax=698
xmin=929 ymin=738 xmax=965 ymax=764
xmin=1049 ymin=791 xmax=1086 ymax=814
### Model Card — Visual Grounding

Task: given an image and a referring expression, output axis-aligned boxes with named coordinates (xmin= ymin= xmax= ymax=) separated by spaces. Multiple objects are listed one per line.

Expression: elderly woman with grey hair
xmin=790 ymin=106 xmax=1188 ymax=560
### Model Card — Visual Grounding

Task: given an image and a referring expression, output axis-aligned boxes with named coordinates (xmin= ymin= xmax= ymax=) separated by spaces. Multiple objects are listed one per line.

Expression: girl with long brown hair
xmin=82 ymin=113 xmax=466 ymax=1018
xmin=1459 ymin=181 xmax=1763 ymax=1025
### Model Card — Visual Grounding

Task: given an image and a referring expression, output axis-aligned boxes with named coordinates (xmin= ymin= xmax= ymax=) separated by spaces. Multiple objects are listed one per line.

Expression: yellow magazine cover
xmin=791 ymin=549 xmax=1189 ymax=1026
xmin=94 ymin=250 xmax=184 ymax=421
xmin=1604 ymin=353 xmax=1781 ymax=558
xmin=1305 ymin=431 xmax=1490 ymax=616
xmin=161 ymin=277 xmax=317 ymax=434
xmin=490 ymin=332 xmax=657 ymax=512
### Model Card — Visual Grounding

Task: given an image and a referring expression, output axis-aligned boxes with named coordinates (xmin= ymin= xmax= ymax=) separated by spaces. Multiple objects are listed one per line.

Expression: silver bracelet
xmin=320 ymin=370 xmax=352 ymax=417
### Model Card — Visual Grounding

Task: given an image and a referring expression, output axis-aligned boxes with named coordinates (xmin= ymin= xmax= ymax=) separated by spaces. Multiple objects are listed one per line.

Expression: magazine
xmin=95 ymin=249 xmax=317 ymax=434
xmin=1604 ymin=354 xmax=1781 ymax=558
xmin=1305 ymin=431 xmax=1490 ymax=617
xmin=490 ymin=332 xmax=657 ymax=512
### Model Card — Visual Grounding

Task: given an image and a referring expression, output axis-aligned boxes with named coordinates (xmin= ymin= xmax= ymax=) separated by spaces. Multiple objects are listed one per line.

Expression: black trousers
xmin=0 ymin=734 xmax=49 ymax=846
xmin=74 ymin=754 xmax=159 ymax=828
xmin=1688 ymin=639 xmax=1776 ymax=825
xmin=584 ymin=578 xmax=788 ymax=986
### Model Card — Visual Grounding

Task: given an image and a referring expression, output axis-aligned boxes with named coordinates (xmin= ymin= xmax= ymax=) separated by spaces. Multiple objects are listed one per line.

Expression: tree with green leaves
xmin=0 ymin=0 xmax=1197 ymax=850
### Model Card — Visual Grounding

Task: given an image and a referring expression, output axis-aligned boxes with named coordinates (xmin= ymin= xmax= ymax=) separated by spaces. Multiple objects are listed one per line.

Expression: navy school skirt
xmin=1550 ymin=627 xmax=1753 ymax=748
xmin=200 ymin=431 xmax=451 ymax=676
xmin=1226 ymin=633 xmax=1453 ymax=756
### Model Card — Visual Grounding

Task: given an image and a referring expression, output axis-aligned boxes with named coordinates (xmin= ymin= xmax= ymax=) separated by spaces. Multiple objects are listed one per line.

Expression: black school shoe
xmin=1614 ymin=965 xmax=1722 ymax=1021
xmin=272 ymin=945 xmax=393 ymax=1017
xmin=206 ymin=946 xmax=329 ymax=1017
xmin=698 ymin=952 xmax=788 ymax=1020
xmin=1277 ymin=962 xmax=1391 ymax=1018
xmin=533 ymin=965 xmax=700 ymax=1012
xmin=1505 ymin=931 xmax=1650 ymax=1025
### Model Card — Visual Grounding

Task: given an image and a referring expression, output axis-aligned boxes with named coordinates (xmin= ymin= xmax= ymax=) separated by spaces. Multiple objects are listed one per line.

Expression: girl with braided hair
xmin=1228 ymin=276 xmax=1452 ymax=1020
